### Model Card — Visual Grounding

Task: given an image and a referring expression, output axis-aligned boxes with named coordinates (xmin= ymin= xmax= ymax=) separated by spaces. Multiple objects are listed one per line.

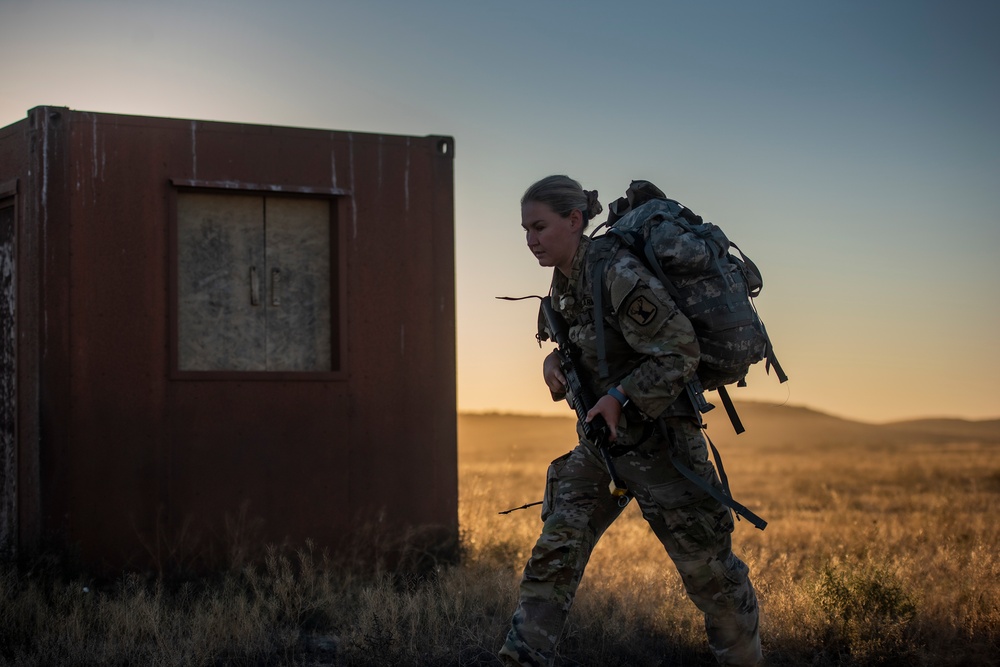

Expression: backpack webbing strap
xmin=765 ymin=340 xmax=789 ymax=383
xmin=731 ymin=241 xmax=763 ymax=298
xmin=658 ymin=419 xmax=767 ymax=530
xmin=716 ymin=385 xmax=746 ymax=435
xmin=685 ymin=379 xmax=716 ymax=415
xmin=642 ymin=241 xmax=683 ymax=301
xmin=593 ymin=257 xmax=610 ymax=379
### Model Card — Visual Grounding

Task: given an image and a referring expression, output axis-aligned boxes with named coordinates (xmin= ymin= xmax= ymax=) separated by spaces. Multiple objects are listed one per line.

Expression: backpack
xmin=589 ymin=180 xmax=787 ymax=433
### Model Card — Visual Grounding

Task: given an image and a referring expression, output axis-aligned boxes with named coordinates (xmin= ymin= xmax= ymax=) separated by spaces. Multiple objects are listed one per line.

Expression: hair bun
xmin=583 ymin=189 xmax=603 ymax=220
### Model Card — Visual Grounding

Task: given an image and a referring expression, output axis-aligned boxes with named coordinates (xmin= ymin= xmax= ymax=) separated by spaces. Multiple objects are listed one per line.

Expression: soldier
xmin=499 ymin=175 xmax=762 ymax=666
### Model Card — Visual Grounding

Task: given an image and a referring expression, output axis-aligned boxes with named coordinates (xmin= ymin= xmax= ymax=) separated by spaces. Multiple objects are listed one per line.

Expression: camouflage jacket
xmin=546 ymin=235 xmax=700 ymax=421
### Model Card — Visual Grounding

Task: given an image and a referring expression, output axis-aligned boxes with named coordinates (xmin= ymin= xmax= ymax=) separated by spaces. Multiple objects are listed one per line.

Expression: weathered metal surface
xmin=0 ymin=107 xmax=457 ymax=571
xmin=0 ymin=196 xmax=15 ymax=559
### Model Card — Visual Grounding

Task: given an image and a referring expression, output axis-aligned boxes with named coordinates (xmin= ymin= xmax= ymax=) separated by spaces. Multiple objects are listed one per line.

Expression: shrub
xmin=814 ymin=557 xmax=919 ymax=665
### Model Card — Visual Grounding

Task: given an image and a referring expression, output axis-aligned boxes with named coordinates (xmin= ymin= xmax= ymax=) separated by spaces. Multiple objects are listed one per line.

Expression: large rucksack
xmin=589 ymin=180 xmax=787 ymax=433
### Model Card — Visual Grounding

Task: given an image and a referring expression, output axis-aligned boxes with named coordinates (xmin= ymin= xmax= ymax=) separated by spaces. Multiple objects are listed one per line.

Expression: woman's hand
xmin=543 ymin=350 xmax=567 ymax=396
xmin=585 ymin=393 xmax=624 ymax=441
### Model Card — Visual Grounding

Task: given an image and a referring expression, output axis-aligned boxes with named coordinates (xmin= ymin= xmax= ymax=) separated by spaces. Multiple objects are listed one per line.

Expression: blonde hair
xmin=521 ymin=175 xmax=603 ymax=227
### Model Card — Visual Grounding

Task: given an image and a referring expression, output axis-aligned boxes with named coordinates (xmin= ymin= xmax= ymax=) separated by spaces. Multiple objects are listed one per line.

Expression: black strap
xmin=658 ymin=419 xmax=767 ymax=530
xmin=685 ymin=378 xmax=716 ymax=415
xmin=717 ymin=385 xmax=746 ymax=435
xmin=593 ymin=257 xmax=610 ymax=379
xmin=730 ymin=241 xmax=763 ymax=297
xmin=766 ymin=342 xmax=789 ymax=383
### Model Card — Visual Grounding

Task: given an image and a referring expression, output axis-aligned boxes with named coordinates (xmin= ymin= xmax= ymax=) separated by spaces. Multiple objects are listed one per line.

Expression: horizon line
xmin=457 ymin=400 xmax=1000 ymax=427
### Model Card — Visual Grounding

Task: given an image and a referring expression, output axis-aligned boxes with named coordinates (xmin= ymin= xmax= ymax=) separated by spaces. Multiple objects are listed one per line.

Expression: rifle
xmin=539 ymin=296 xmax=631 ymax=508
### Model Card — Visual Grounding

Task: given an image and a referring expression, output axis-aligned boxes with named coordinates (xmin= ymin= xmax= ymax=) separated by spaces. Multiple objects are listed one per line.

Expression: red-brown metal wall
xmin=0 ymin=107 xmax=457 ymax=571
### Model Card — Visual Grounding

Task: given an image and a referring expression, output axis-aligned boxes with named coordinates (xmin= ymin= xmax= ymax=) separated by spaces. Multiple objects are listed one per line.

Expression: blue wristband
xmin=607 ymin=386 xmax=629 ymax=408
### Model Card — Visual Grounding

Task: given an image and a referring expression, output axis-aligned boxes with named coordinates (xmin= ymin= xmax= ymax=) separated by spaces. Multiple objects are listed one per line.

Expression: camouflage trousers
xmin=499 ymin=416 xmax=761 ymax=667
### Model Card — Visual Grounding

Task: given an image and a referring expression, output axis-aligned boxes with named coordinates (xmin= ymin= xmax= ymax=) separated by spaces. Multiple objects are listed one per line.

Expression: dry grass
xmin=2 ymin=407 xmax=998 ymax=666
xmin=460 ymin=410 xmax=1000 ymax=666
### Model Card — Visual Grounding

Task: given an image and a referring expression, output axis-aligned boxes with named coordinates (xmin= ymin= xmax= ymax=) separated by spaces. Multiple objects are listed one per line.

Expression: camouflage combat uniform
xmin=499 ymin=236 xmax=762 ymax=667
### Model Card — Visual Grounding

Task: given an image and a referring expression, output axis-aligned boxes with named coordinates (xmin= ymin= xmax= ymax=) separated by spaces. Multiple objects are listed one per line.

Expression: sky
xmin=1 ymin=0 xmax=997 ymax=424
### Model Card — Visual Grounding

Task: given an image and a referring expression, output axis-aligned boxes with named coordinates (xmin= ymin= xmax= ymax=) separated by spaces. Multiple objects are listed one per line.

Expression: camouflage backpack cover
xmin=589 ymin=180 xmax=787 ymax=432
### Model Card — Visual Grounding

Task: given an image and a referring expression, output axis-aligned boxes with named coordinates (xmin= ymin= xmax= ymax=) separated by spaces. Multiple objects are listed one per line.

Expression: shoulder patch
xmin=606 ymin=252 xmax=643 ymax=312
xmin=626 ymin=295 xmax=658 ymax=326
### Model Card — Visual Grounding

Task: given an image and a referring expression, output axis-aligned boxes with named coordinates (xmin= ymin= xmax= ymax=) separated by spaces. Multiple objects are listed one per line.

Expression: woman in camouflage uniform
xmin=499 ymin=175 xmax=762 ymax=667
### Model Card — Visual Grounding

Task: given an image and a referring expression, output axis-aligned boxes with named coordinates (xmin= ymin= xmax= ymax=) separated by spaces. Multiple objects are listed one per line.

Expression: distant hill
xmin=704 ymin=402 xmax=1000 ymax=448
xmin=460 ymin=403 xmax=1000 ymax=453
xmin=877 ymin=417 xmax=1000 ymax=444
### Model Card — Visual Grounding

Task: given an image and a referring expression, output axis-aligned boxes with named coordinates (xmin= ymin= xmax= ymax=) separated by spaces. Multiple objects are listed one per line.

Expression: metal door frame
xmin=167 ymin=179 xmax=350 ymax=382
xmin=1 ymin=181 xmax=18 ymax=559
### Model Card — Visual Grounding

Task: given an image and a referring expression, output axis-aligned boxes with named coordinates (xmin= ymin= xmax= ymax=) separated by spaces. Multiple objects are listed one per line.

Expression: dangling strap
xmin=717 ymin=385 xmax=746 ymax=435
xmin=658 ymin=419 xmax=767 ymax=530
xmin=765 ymin=339 xmax=789 ymax=383
xmin=730 ymin=241 xmax=763 ymax=298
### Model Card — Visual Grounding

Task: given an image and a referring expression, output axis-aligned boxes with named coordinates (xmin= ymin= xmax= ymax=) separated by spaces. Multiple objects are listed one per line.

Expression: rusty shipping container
xmin=0 ymin=107 xmax=457 ymax=572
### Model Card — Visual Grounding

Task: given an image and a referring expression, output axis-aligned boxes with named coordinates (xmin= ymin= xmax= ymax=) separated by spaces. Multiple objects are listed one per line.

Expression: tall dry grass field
xmin=460 ymin=407 xmax=1000 ymax=666
xmin=2 ymin=405 xmax=998 ymax=666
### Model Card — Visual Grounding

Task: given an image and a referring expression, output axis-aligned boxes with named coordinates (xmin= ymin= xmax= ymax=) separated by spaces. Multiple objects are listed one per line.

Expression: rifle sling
xmin=658 ymin=418 xmax=766 ymax=531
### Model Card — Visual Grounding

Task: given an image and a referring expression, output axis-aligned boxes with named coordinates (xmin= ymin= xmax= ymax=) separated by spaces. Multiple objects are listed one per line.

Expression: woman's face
xmin=521 ymin=201 xmax=583 ymax=274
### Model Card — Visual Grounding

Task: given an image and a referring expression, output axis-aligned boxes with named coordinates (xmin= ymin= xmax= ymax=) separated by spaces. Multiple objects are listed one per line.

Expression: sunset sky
xmin=2 ymin=0 xmax=997 ymax=424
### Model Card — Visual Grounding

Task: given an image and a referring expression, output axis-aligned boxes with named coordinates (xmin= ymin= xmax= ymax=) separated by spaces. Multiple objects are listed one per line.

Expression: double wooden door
xmin=176 ymin=192 xmax=333 ymax=373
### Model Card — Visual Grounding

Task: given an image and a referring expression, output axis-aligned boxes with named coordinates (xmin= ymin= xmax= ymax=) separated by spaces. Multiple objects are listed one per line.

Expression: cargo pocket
xmin=715 ymin=551 xmax=750 ymax=587
xmin=643 ymin=476 xmax=730 ymax=556
xmin=645 ymin=476 xmax=711 ymax=512
xmin=707 ymin=552 xmax=753 ymax=612
xmin=540 ymin=452 xmax=573 ymax=522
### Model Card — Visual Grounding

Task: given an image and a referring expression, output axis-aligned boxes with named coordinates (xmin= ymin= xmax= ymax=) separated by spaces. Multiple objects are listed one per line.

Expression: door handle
xmin=271 ymin=268 xmax=281 ymax=306
xmin=250 ymin=266 xmax=260 ymax=306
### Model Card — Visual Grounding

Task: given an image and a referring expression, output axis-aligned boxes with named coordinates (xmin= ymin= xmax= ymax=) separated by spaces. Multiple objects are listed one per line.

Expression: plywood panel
xmin=177 ymin=193 xmax=266 ymax=370
xmin=264 ymin=197 xmax=332 ymax=371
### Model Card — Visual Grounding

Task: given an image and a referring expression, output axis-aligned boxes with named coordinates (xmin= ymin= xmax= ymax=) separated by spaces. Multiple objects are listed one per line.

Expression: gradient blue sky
xmin=2 ymin=0 xmax=997 ymax=423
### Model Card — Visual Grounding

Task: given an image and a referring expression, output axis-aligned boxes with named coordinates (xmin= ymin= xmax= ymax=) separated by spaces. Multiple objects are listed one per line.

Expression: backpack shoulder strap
xmin=593 ymin=256 xmax=611 ymax=379
xmin=590 ymin=230 xmax=685 ymax=381
xmin=587 ymin=236 xmax=619 ymax=380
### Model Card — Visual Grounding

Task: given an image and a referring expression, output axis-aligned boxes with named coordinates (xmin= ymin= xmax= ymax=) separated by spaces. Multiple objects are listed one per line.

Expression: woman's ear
xmin=568 ymin=208 xmax=584 ymax=232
